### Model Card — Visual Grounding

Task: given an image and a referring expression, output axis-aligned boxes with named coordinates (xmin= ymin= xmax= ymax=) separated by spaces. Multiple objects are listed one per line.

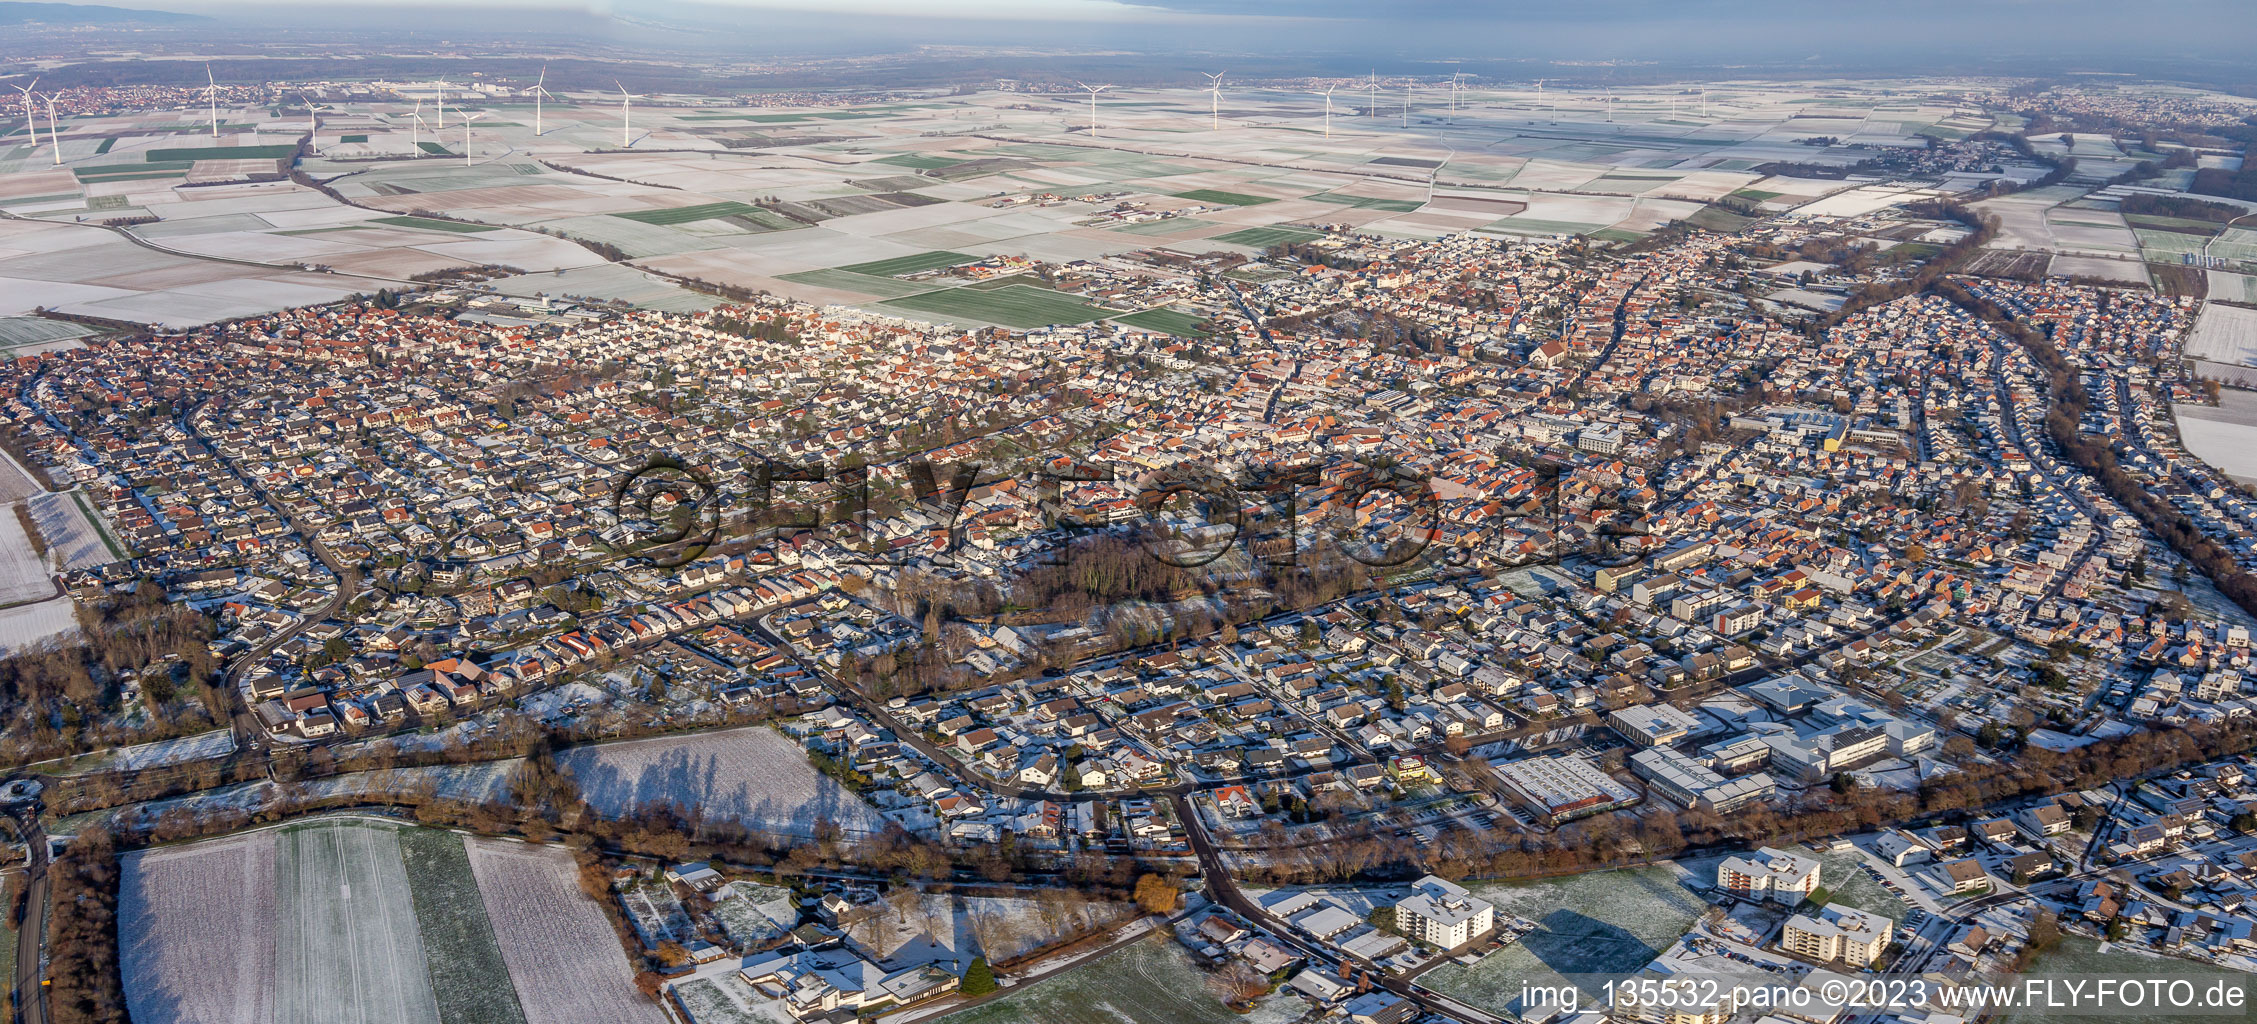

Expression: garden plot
xmin=121 ymin=832 xmax=278 ymax=1024
xmin=937 ymin=933 xmax=1301 ymax=1024
xmin=673 ymin=976 xmax=794 ymax=1024
xmin=467 ymin=838 xmax=664 ymax=1024
xmin=558 ymin=725 xmax=891 ymax=839
xmin=712 ymin=881 xmax=798 ymax=948
xmin=1419 ymin=854 xmax=1724 ymax=1011
xmin=620 ymin=879 xmax=696 ymax=949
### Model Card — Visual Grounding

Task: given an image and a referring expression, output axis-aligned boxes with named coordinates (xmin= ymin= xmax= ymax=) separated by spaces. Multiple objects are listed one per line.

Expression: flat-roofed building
xmin=1631 ymin=746 xmax=1775 ymax=814
xmin=1781 ymin=905 xmax=1890 ymax=966
xmin=1718 ymin=847 xmax=1821 ymax=904
xmin=1395 ymin=874 xmax=1496 ymax=950
xmin=1609 ymin=703 xmax=1705 ymax=747
xmin=1492 ymin=753 xmax=1641 ymax=824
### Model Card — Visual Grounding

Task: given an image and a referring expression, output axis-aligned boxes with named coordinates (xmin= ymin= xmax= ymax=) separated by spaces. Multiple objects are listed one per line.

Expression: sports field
xmin=1172 ymin=189 xmax=1276 ymax=207
xmin=612 ymin=201 xmax=765 ymax=226
xmin=881 ymin=285 xmax=1110 ymax=328
xmin=1212 ymin=226 xmax=1321 ymax=247
xmin=837 ymin=250 xmax=976 ymax=277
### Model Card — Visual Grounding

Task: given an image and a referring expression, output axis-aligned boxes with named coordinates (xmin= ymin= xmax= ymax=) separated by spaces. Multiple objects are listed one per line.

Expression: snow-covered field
xmin=2184 ymin=302 xmax=2257 ymax=366
xmin=0 ymin=594 xmax=76 ymax=654
xmin=121 ymin=833 xmax=278 ymax=1024
xmin=27 ymin=490 xmax=117 ymax=569
xmin=937 ymin=933 xmax=1302 ymax=1024
xmin=274 ymin=820 xmax=442 ymax=1024
xmin=467 ymin=838 xmax=664 ymax=1024
xmin=558 ymin=726 xmax=891 ymax=838
xmin=0 ymin=506 xmax=53 ymax=604
xmin=92 ymin=729 xmax=237 ymax=774
xmin=1419 ymin=854 xmax=1726 ymax=1012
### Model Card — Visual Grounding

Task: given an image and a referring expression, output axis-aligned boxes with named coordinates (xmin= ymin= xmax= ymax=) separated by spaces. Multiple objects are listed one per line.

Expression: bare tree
xmin=1206 ymin=960 xmax=1270 ymax=1005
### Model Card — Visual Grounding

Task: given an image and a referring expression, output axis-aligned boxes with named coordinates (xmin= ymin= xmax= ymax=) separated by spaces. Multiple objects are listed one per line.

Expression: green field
xmin=72 ymin=167 xmax=186 ymax=183
xmin=341 ymin=134 xmax=369 ymax=144
xmin=2126 ymin=214 xmax=2227 ymax=235
xmin=1306 ymin=193 xmax=1424 ymax=212
xmin=398 ymin=828 xmax=530 ymax=1024
xmin=1173 ymin=189 xmax=1277 ymax=207
xmin=93 ymin=138 xmax=115 ymax=155
xmin=776 ymin=269 xmax=936 ymax=299
xmin=1686 ymin=205 xmax=1756 ymax=232
xmin=417 ymin=141 xmax=452 ymax=155
xmin=1114 ymin=308 xmax=1212 ymax=337
xmin=611 ymin=201 xmax=765 ymax=226
xmin=836 ymin=250 xmax=976 ymax=277
xmin=876 ymin=154 xmax=961 ymax=170
xmin=371 ymin=215 xmax=497 ymax=234
xmin=880 ymin=285 xmax=1110 ymax=328
xmin=144 ymin=144 xmax=298 ymax=163
xmin=1730 ymin=188 xmax=1785 ymax=201
xmin=1213 ymin=225 xmax=1322 ymax=247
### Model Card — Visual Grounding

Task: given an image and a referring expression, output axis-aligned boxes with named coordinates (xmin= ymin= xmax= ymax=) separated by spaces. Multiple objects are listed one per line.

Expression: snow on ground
xmin=712 ymin=881 xmax=798 ymax=948
xmin=120 ymin=832 xmax=278 ymax=1024
xmin=1419 ymin=854 xmax=1727 ymax=1012
xmin=2184 ymin=302 xmax=2257 ymax=367
xmin=91 ymin=729 xmax=237 ymax=773
xmin=0 ymin=592 xmax=75 ymax=655
xmin=274 ymin=820 xmax=441 ymax=1024
xmin=467 ymin=837 xmax=665 ymax=1024
xmin=27 ymin=490 xmax=115 ymax=569
xmin=558 ymin=725 xmax=891 ymax=838
xmin=934 ymin=933 xmax=1301 ymax=1024
xmin=0 ymin=505 xmax=53 ymax=604
xmin=673 ymin=974 xmax=795 ymax=1024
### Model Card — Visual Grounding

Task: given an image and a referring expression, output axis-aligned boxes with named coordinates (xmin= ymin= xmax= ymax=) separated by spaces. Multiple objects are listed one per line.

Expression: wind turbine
xmin=1316 ymin=84 xmax=1336 ymax=139
xmin=1402 ymin=83 xmax=1410 ymax=128
xmin=1366 ymin=70 xmax=1379 ymax=120
xmin=1201 ymin=71 xmax=1224 ymax=131
xmin=10 ymin=79 xmax=36 ymax=153
xmin=532 ymin=65 xmax=553 ymax=136
xmin=408 ymin=98 xmax=425 ymax=150
xmin=1536 ymin=78 xmax=1546 ymax=113
xmin=300 ymin=92 xmax=322 ymax=151
xmin=203 ymin=65 xmax=218 ymax=137
xmin=433 ymin=79 xmax=448 ymax=128
xmin=461 ymin=110 xmax=485 ymax=166
xmin=615 ymin=81 xmax=637 ymax=148
xmin=1075 ymin=81 xmax=1110 ymax=139
xmin=41 ymin=93 xmax=60 ymax=166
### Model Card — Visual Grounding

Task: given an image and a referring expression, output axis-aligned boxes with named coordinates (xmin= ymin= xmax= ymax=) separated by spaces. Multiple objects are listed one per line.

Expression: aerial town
xmin=0 ymin=3 xmax=2254 ymax=1024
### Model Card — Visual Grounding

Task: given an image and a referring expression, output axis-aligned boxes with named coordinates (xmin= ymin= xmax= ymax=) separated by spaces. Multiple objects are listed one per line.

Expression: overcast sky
xmin=118 ymin=0 xmax=2257 ymax=68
